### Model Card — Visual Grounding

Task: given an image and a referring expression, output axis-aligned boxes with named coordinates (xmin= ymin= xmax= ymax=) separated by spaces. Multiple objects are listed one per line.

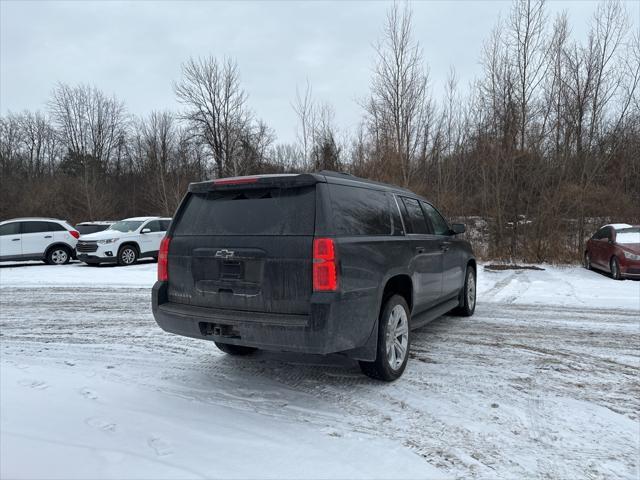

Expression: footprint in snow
xmin=18 ymin=379 xmax=49 ymax=390
xmin=85 ymin=417 xmax=116 ymax=433
xmin=148 ymin=436 xmax=173 ymax=456
xmin=80 ymin=388 xmax=98 ymax=400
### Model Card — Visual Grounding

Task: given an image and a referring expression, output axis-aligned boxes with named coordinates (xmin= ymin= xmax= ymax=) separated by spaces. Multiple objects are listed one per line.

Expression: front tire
xmin=610 ymin=257 xmax=622 ymax=280
xmin=452 ymin=265 xmax=476 ymax=316
xmin=117 ymin=245 xmax=138 ymax=266
xmin=46 ymin=246 xmax=71 ymax=265
xmin=359 ymin=294 xmax=411 ymax=382
xmin=215 ymin=342 xmax=257 ymax=356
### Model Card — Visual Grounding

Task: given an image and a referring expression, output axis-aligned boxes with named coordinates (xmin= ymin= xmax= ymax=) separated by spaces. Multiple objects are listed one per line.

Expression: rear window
xmin=174 ymin=187 xmax=316 ymax=236
xmin=328 ymin=184 xmax=392 ymax=236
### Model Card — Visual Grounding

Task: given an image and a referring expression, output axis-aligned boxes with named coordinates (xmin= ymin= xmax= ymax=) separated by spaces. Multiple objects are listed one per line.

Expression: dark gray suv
xmin=152 ymin=171 xmax=476 ymax=381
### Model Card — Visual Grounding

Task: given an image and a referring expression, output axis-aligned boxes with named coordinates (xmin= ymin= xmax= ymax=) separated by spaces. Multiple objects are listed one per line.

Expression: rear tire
xmin=215 ymin=342 xmax=257 ymax=356
xmin=46 ymin=246 xmax=71 ymax=265
xmin=359 ymin=294 xmax=411 ymax=382
xmin=610 ymin=256 xmax=622 ymax=280
xmin=117 ymin=245 xmax=138 ymax=266
xmin=584 ymin=252 xmax=592 ymax=270
xmin=452 ymin=265 xmax=476 ymax=316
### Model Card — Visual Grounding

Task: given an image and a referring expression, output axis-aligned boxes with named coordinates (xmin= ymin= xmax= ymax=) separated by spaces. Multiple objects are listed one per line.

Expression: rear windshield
xmin=616 ymin=227 xmax=640 ymax=244
xmin=174 ymin=187 xmax=316 ymax=236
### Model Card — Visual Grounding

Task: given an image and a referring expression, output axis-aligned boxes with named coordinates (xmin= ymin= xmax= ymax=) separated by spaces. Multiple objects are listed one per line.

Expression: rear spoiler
xmin=189 ymin=173 xmax=324 ymax=193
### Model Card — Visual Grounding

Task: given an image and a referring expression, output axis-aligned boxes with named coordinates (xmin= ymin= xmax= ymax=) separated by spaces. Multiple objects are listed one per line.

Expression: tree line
xmin=1 ymin=0 xmax=638 ymax=262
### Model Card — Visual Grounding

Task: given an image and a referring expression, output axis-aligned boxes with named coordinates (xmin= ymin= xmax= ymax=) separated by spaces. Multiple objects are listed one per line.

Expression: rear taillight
xmin=313 ymin=238 xmax=338 ymax=292
xmin=158 ymin=236 xmax=171 ymax=282
xmin=70 ymin=230 xmax=80 ymax=239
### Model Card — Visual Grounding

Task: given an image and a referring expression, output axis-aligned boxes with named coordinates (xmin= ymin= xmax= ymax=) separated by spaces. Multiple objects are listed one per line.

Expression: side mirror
xmin=451 ymin=223 xmax=466 ymax=235
xmin=141 ymin=228 xmax=151 ymax=234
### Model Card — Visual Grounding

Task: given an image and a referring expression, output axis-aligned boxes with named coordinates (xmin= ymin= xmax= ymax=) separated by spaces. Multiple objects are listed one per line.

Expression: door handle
xmin=12 ymin=238 xmax=20 ymax=241
xmin=440 ymin=241 xmax=451 ymax=251
xmin=415 ymin=247 xmax=426 ymax=254
xmin=44 ymin=235 xmax=52 ymax=238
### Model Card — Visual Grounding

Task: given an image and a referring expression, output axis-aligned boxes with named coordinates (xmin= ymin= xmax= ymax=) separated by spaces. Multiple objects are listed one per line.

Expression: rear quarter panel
xmin=332 ymin=236 xmax=413 ymax=350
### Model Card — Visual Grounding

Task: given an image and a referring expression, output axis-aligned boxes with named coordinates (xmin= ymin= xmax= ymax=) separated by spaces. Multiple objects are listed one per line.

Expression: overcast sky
xmin=1 ymin=0 xmax=638 ymax=143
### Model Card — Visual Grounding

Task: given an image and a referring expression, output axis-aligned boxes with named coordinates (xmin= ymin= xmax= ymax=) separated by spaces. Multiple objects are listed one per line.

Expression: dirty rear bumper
xmin=152 ymin=282 xmax=378 ymax=359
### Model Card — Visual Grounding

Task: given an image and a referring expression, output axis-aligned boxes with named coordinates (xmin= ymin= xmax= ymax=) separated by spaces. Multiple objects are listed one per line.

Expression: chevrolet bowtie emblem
xmin=215 ymin=249 xmax=235 ymax=259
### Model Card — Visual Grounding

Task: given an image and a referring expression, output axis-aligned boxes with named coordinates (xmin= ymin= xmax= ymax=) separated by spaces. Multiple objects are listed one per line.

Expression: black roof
xmin=189 ymin=170 xmax=417 ymax=197
xmin=318 ymin=170 xmax=414 ymax=194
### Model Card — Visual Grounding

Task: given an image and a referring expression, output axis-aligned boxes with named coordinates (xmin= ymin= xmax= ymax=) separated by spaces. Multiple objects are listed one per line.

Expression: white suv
xmin=0 ymin=218 xmax=80 ymax=265
xmin=76 ymin=216 xmax=171 ymax=266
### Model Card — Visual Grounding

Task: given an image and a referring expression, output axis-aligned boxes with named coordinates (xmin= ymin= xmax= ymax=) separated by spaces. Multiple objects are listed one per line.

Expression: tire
xmin=452 ymin=265 xmax=477 ymax=317
xmin=359 ymin=294 xmax=411 ymax=382
xmin=610 ymin=256 xmax=622 ymax=280
xmin=117 ymin=245 xmax=138 ymax=266
xmin=584 ymin=252 xmax=592 ymax=270
xmin=45 ymin=246 xmax=71 ymax=265
xmin=214 ymin=342 xmax=257 ymax=356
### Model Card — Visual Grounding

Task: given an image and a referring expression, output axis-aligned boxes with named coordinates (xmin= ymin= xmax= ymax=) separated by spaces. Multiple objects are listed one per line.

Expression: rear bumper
xmin=152 ymin=282 xmax=378 ymax=359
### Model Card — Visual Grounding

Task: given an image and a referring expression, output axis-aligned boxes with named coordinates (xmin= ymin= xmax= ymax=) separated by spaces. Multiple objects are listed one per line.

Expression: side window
xmin=328 ymin=185 xmax=392 ymax=236
xmin=45 ymin=222 xmax=65 ymax=232
xmin=605 ymin=227 xmax=613 ymax=241
xmin=400 ymin=197 xmax=430 ymax=235
xmin=421 ymin=202 xmax=450 ymax=236
xmin=160 ymin=220 xmax=171 ymax=231
xmin=21 ymin=221 xmax=52 ymax=234
xmin=0 ymin=222 xmax=20 ymax=236
xmin=144 ymin=220 xmax=162 ymax=232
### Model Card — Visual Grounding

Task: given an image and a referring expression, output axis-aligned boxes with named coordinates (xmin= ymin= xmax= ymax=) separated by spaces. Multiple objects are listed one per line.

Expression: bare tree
xmin=48 ymin=83 xmax=126 ymax=219
xmin=292 ymin=80 xmax=315 ymax=169
xmin=508 ymin=0 xmax=550 ymax=151
xmin=49 ymin=83 xmax=127 ymax=164
xmin=174 ymin=56 xmax=251 ymax=178
xmin=363 ymin=2 xmax=431 ymax=186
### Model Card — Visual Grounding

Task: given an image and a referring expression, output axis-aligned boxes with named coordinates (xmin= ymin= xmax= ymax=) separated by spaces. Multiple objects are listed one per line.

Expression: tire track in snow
xmin=2 ymin=286 xmax=639 ymax=479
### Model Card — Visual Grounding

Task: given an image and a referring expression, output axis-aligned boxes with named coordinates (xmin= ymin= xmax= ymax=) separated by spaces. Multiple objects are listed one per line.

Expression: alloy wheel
xmin=121 ymin=248 xmax=136 ymax=265
xmin=386 ymin=304 xmax=409 ymax=370
xmin=610 ymin=258 xmax=620 ymax=279
xmin=467 ymin=271 xmax=476 ymax=310
xmin=51 ymin=249 xmax=68 ymax=264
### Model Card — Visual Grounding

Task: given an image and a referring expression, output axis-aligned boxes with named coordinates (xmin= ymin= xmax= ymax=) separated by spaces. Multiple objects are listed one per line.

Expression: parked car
xmin=75 ymin=221 xmax=114 ymax=236
xmin=76 ymin=217 xmax=171 ymax=266
xmin=584 ymin=223 xmax=640 ymax=280
xmin=0 ymin=217 xmax=79 ymax=265
xmin=152 ymin=172 xmax=476 ymax=381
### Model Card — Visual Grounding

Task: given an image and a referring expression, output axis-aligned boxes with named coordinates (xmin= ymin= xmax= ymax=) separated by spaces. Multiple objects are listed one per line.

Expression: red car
xmin=584 ymin=224 xmax=640 ymax=280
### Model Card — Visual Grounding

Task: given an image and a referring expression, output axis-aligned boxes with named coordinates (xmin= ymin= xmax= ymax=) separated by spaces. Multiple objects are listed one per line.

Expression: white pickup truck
xmin=76 ymin=216 xmax=171 ymax=266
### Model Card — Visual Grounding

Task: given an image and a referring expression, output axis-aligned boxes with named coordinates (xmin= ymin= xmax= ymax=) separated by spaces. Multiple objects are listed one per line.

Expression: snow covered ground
xmin=1 ymin=261 xmax=639 ymax=479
